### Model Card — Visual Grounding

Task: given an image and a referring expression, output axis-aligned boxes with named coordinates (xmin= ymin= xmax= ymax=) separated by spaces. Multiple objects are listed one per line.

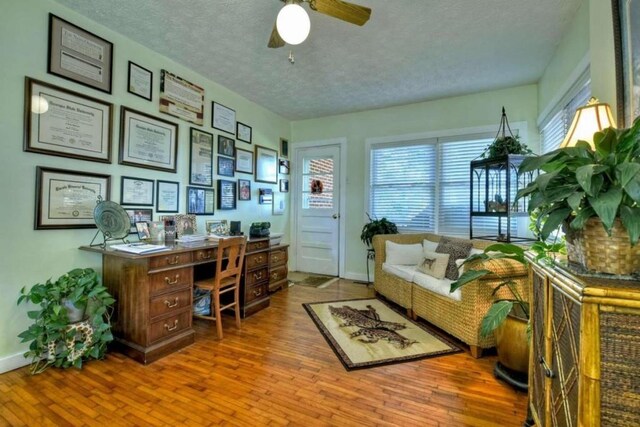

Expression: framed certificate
xmin=187 ymin=186 xmax=215 ymax=215
xmin=189 ymin=128 xmax=213 ymax=186
xmin=160 ymin=70 xmax=204 ymax=125
xmin=119 ymin=106 xmax=178 ymax=172
xmin=120 ymin=176 xmax=154 ymax=206
xmin=212 ymin=101 xmax=236 ymax=134
xmin=218 ymin=179 xmax=237 ymax=210
xmin=24 ymin=77 xmax=113 ymax=163
xmin=35 ymin=166 xmax=110 ymax=229
xmin=235 ymin=148 xmax=254 ymax=174
xmin=48 ymin=14 xmax=113 ymax=94
xmin=255 ymin=145 xmax=278 ymax=184
xmin=236 ymin=122 xmax=252 ymax=143
xmin=156 ymin=180 xmax=179 ymax=213
xmin=128 ymin=61 xmax=152 ymax=101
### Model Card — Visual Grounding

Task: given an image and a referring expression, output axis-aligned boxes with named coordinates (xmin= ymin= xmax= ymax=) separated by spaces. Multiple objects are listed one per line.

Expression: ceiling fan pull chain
xmin=288 ymin=50 xmax=295 ymax=64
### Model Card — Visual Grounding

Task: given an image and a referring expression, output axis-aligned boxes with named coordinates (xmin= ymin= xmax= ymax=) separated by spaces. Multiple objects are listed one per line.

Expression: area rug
xmin=303 ymin=298 xmax=461 ymax=370
xmin=288 ymin=271 xmax=339 ymax=288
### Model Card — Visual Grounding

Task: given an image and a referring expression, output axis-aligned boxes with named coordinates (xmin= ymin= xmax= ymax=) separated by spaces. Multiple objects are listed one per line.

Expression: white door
xmin=295 ymin=145 xmax=340 ymax=276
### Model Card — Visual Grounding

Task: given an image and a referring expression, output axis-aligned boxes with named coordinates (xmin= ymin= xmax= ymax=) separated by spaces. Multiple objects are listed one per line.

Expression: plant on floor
xmin=360 ymin=213 xmax=398 ymax=247
xmin=17 ymin=268 xmax=115 ymax=374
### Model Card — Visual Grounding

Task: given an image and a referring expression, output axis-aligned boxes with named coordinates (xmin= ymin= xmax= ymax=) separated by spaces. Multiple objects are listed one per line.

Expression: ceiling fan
xmin=268 ymin=0 xmax=372 ymax=48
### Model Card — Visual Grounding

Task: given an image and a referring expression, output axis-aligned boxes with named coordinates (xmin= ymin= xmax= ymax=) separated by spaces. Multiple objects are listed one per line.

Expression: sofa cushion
xmin=412 ymin=272 xmax=461 ymax=301
xmin=385 ymin=241 xmax=423 ymax=265
xmin=423 ymin=239 xmax=439 ymax=252
xmin=382 ymin=263 xmax=417 ymax=282
xmin=416 ymin=250 xmax=449 ymax=279
xmin=436 ymin=237 xmax=473 ymax=280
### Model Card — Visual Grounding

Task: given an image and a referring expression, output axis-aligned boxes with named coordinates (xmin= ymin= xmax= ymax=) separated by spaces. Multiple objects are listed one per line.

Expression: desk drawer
xmin=247 ymin=240 xmax=269 ymax=253
xmin=246 ymin=283 xmax=268 ymax=303
xmin=149 ymin=267 xmax=192 ymax=295
xmin=245 ymin=252 xmax=268 ymax=270
xmin=149 ymin=288 xmax=191 ymax=319
xmin=149 ymin=252 xmax=192 ymax=269
xmin=245 ymin=267 xmax=269 ymax=287
xmin=149 ymin=310 xmax=191 ymax=343
xmin=269 ymin=248 xmax=288 ymax=267
xmin=270 ymin=265 xmax=288 ymax=284
xmin=194 ymin=248 xmax=216 ymax=262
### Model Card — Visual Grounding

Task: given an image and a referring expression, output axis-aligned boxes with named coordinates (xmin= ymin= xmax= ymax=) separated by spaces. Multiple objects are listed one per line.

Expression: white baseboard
xmin=343 ymin=272 xmax=370 ymax=283
xmin=0 ymin=351 xmax=28 ymax=374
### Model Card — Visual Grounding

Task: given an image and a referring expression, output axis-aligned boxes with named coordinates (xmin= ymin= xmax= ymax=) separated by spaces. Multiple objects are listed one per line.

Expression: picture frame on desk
xmin=125 ymin=208 xmax=152 ymax=234
xmin=174 ymin=213 xmax=197 ymax=237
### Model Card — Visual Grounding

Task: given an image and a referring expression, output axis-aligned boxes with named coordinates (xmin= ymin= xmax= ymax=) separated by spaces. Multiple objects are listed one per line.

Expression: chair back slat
xmin=214 ymin=236 xmax=247 ymax=287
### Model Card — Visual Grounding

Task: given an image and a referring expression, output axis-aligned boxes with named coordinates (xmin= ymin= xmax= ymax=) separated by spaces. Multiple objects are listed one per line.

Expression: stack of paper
xmin=111 ymin=243 xmax=169 ymax=254
xmin=176 ymin=234 xmax=207 ymax=243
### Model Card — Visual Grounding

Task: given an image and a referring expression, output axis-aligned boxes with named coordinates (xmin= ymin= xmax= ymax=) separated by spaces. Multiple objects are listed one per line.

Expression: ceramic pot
xmin=494 ymin=311 xmax=529 ymax=374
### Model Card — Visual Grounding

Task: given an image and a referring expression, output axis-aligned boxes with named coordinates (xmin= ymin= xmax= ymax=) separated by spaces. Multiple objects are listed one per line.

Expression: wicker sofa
xmin=372 ymin=233 xmax=528 ymax=357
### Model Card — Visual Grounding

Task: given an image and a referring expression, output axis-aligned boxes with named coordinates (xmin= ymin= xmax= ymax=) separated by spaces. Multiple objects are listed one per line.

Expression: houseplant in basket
xmin=516 ymin=117 xmax=640 ymax=275
xmin=17 ymin=268 xmax=115 ymax=374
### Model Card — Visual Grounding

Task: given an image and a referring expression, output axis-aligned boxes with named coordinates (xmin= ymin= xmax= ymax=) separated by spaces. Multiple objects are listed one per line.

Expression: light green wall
xmin=291 ymin=85 xmax=539 ymax=280
xmin=0 ymin=1 xmax=290 ymax=364
xmin=590 ymin=0 xmax=618 ymax=116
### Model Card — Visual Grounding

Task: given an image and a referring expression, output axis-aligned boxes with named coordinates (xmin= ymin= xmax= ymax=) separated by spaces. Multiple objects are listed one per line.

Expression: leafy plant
xmin=482 ymin=135 xmax=533 ymax=159
xmin=450 ymin=243 xmax=529 ymax=337
xmin=360 ymin=213 xmax=398 ymax=247
xmin=17 ymin=268 xmax=115 ymax=374
xmin=516 ymin=117 xmax=640 ymax=244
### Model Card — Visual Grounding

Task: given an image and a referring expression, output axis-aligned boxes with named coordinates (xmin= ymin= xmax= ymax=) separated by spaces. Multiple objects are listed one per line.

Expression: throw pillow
xmin=385 ymin=241 xmax=423 ymax=265
xmin=416 ymin=250 xmax=450 ymax=280
xmin=423 ymin=239 xmax=439 ymax=252
xmin=436 ymin=236 xmax=473 ymax=280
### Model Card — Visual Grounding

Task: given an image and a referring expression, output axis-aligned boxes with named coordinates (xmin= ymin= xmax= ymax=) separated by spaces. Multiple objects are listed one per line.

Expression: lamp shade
xmin=276 ymin=2 xmax=310 ymax=45
xmin=560 ymin=98 xmax=616 ymax=149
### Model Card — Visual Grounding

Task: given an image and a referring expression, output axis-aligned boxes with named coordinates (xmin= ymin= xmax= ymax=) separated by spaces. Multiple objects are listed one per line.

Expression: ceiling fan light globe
xmin=276 ymin=3 xmax=310 ymax=45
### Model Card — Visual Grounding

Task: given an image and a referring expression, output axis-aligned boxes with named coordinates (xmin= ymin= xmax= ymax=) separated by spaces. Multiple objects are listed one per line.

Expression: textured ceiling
xmin=54 ymin=0 xmax=583 ymax=120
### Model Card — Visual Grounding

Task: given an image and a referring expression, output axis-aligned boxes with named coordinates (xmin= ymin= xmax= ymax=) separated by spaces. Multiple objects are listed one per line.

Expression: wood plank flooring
xmin=0 ymin=280 xmax=527 ymax=426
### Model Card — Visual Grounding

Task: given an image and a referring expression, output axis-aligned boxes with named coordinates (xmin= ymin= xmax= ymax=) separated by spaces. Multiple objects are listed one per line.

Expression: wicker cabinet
xmin=528 ymin=256 xmax=640 ymax=426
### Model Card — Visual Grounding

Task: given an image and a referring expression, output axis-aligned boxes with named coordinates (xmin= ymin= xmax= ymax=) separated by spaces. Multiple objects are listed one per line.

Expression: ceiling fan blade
xmin=268 ymin=21 xmax=285 ymax=48
xmin=310 ymin=0 xmax=371 ymax=26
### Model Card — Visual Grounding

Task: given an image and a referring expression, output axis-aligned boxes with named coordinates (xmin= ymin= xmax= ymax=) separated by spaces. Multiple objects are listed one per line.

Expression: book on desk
xmin=110 ymin=243 xmax=169 ymax=254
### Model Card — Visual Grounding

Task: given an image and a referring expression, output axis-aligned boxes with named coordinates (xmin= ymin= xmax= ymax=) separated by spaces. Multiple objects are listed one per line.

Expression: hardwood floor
xmin=0 ymin=280 xmax=527 ymax=426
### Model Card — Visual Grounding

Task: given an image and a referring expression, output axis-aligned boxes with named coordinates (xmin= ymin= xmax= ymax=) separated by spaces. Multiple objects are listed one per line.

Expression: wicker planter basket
xmin=564 ymin=218 xmax=640 ymax=276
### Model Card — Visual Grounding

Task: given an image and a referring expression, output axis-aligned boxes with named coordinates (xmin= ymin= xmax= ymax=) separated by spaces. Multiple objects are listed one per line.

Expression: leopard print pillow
xmin=435 ymin=237 xmax=473 ymax=280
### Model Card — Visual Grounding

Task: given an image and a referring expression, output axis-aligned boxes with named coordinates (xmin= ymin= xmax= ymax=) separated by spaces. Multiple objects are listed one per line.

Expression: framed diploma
xmin=187 ymin=186 xmax=215 ymax=215
xmin=24 ymin=77 xmax=113 ymax=163
xmin=218 ymin=156 xmax=235 ymax=177
xmin=217 ymin=180 xmax=237 ymax=210
xmin=255 ymin=145 xmax=278 ymax=184
xmin=125 ymin=208 xmax=153 ymax=234
xmin=119 ymin=106 xmax=178 ymax=172
xmin=236 ymin=122 xmax=252 ymax=143
xmin=235 ymin=148 xmax=254 ymax=174
xmin=35 ymin=166 xmax=111 ymax=229
xmin=156 ymin=180 xmax=180 ymax=213
xmin=120 ymin=176 xmax=154 ymax=206
xmin=212 ymin=101 xmax=236 ymax=134
xmin=128 ymin=61 xmax=153 ymax=101
xmin=189 ymin=128 xmax=213 ymax=186
xmin=160 ymin=70 xmax=205 ymax=126
xmin=48 ymin=14 xmax=113 ymax=94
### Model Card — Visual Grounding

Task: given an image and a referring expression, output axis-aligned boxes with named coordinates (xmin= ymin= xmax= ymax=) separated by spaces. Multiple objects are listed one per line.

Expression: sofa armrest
xmin=459 ymin=257 xmax=529 ymax=304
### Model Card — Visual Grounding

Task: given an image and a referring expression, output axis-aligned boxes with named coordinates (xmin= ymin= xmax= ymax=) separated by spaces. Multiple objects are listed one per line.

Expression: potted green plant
xmin=482 ymin=134 xmax=533 ymax=159
xmin=360 ymin=213 xmax=398 ymax=248
xmin=17 ymin=268 xmax=115 ymax=374
xmin=516 ymin=117 xmax=640 ymax=275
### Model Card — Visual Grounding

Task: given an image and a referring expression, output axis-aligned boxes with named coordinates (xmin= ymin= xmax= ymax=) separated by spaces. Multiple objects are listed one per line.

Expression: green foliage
xmin=360 ymin=213 xmax=398 ymax=247
xmin=17 ymin=268 xmax=114 ymax=375
xmin=482 ymin=135 xmax=533 ymax=159
xmin=517 ymin=117 xmax=640 ymax=244
xmin=450 ymin=243 xmax=529 ymax=338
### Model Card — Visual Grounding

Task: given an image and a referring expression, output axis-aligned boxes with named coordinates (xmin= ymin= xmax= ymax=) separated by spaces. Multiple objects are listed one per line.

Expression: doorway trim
xmin=290 ymin=137 xmax=347 ymax=278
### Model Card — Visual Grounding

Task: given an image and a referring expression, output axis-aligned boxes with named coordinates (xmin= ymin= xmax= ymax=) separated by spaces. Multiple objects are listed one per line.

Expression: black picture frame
xmin=255 ymin=145 xmax=278 ymax=184
xmin=280 ymin=179 xmax=289 ymax=193
xmin=125 ymin=208 xmax=153 ymax=234
xmin=218 ymin=155 xmax=235 ymax=177
xmin=280 ymin=138 xmax=289 ymax=158
xmin=211 ymin=101 xmax=236 ymax=134
xmin=612 ymin=0 xmax=640 ymax=127
xmin=236 ymin=122 xmax=252 ymax=143
xmin=279 ymin=159 xmax=290 ymax=175
xmin=186 ymin=186 xmax=215 ymax=215
xmin=235 ymin=147 xmax=254 ymax=174
xmin=135 ymin=221 xmax=151 ymax=240
xmin=120 ymin=176 xmax=154 ymax=206
xmin=218 ymin=135 xmax=235 ymax=157
xmin=127 ymin=61 xmax=153 ymax=101
xmin=189 ymin=128 xmax=214 ymax=186
xmin=238 ymin=179 xmax=251 ymax=201
xmin=218 ymin=179 xmax=237 ymax=210
xmin=156 ymin=180 xmax=180 ymax=213
xmin=48 ymin=14 xmax=113 ymax=94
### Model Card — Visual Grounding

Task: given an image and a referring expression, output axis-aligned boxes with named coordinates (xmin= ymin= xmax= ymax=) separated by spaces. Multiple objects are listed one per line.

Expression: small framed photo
xmin=279 ymin=159 xmax=290 ymax=175
xmin=280 ymin=138 xmax=289 ymax=158
xmin=236 ymin=122 xmax=252 ymax=143
xmin=255 ymin=145 xmax=278 ymax=184
xmin=206 ymin=219 xmax=228 ymax=235
xmin=156 ymin=180 xmax=179 ymax=213
xmin=127 ymin=61 xmax=152 ymax=101
xmin=48 ymin=14 xmax=113 ymax=94
xmin=121 ymin=176 xmax=154 ymax=206
xmin=218 ymin=179 xmax=237 ymax=210
xmin=212 ymin=101 xmax=236 ymax=134
xmin=259 ymin=188 xmax=273 ymax=205
xmin=218 ymin=135 xmax=235 ymax=157
xmin=273 ymin=192 xmax=285 ymax=215
xmin=238 ymin=179 xmax=251 ymax=201
xmin=235 ymin=148 xmax=254 ymax=174
xmin=218 ymin=156 xmax=235 ymax=177
xmin=190 ymin=128 xmax=213 ymax=186
xmin=175 ymin=214 xmax=197 ymax=237
xmin=125 ymin=208 xmax=152 ymax=234
xmin=135 ymin=221 xmax=151 ymax=240
xmin=187 ymin=186 xmax=215 ymax=215
xmin=280 ymin=179 xmax=289 ymax=193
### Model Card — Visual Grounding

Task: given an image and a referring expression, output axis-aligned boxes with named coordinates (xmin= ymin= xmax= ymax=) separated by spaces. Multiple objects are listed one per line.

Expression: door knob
xmin=332 ymin=213 xmax=340 ymax=219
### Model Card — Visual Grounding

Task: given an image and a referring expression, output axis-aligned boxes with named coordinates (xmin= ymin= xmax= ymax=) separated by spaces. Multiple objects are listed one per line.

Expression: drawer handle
xmin=165 ymin=275 xmax=179 ymax=285
xmin=273 ymin=255 xmax=281 ymax=262
xmin=271 ymin=273 xmax=278 ymax=280
xmin=256 ymin=255 xmax=264 ymax=263
xmin=538 ymin=357 xmax=555 ymax=378
xmin=164 ymin=297 xmax=179 ymax=308
xmin=199 ymin=252 xmax=211 ymax=260
xmin=253 ymin=289 xmax=262 ymax=297
xmin=164 ymin=320 xmax=179 ymax=331
xmin=253 ymin=271 xmax=264 ymax=280
xmin=167 ymin=256 xmax=180 ymax=265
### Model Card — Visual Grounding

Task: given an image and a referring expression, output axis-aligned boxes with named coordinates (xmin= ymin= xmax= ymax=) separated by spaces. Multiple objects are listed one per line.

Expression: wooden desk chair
xmin=193 ymin=236 xmax=247 ymax=339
